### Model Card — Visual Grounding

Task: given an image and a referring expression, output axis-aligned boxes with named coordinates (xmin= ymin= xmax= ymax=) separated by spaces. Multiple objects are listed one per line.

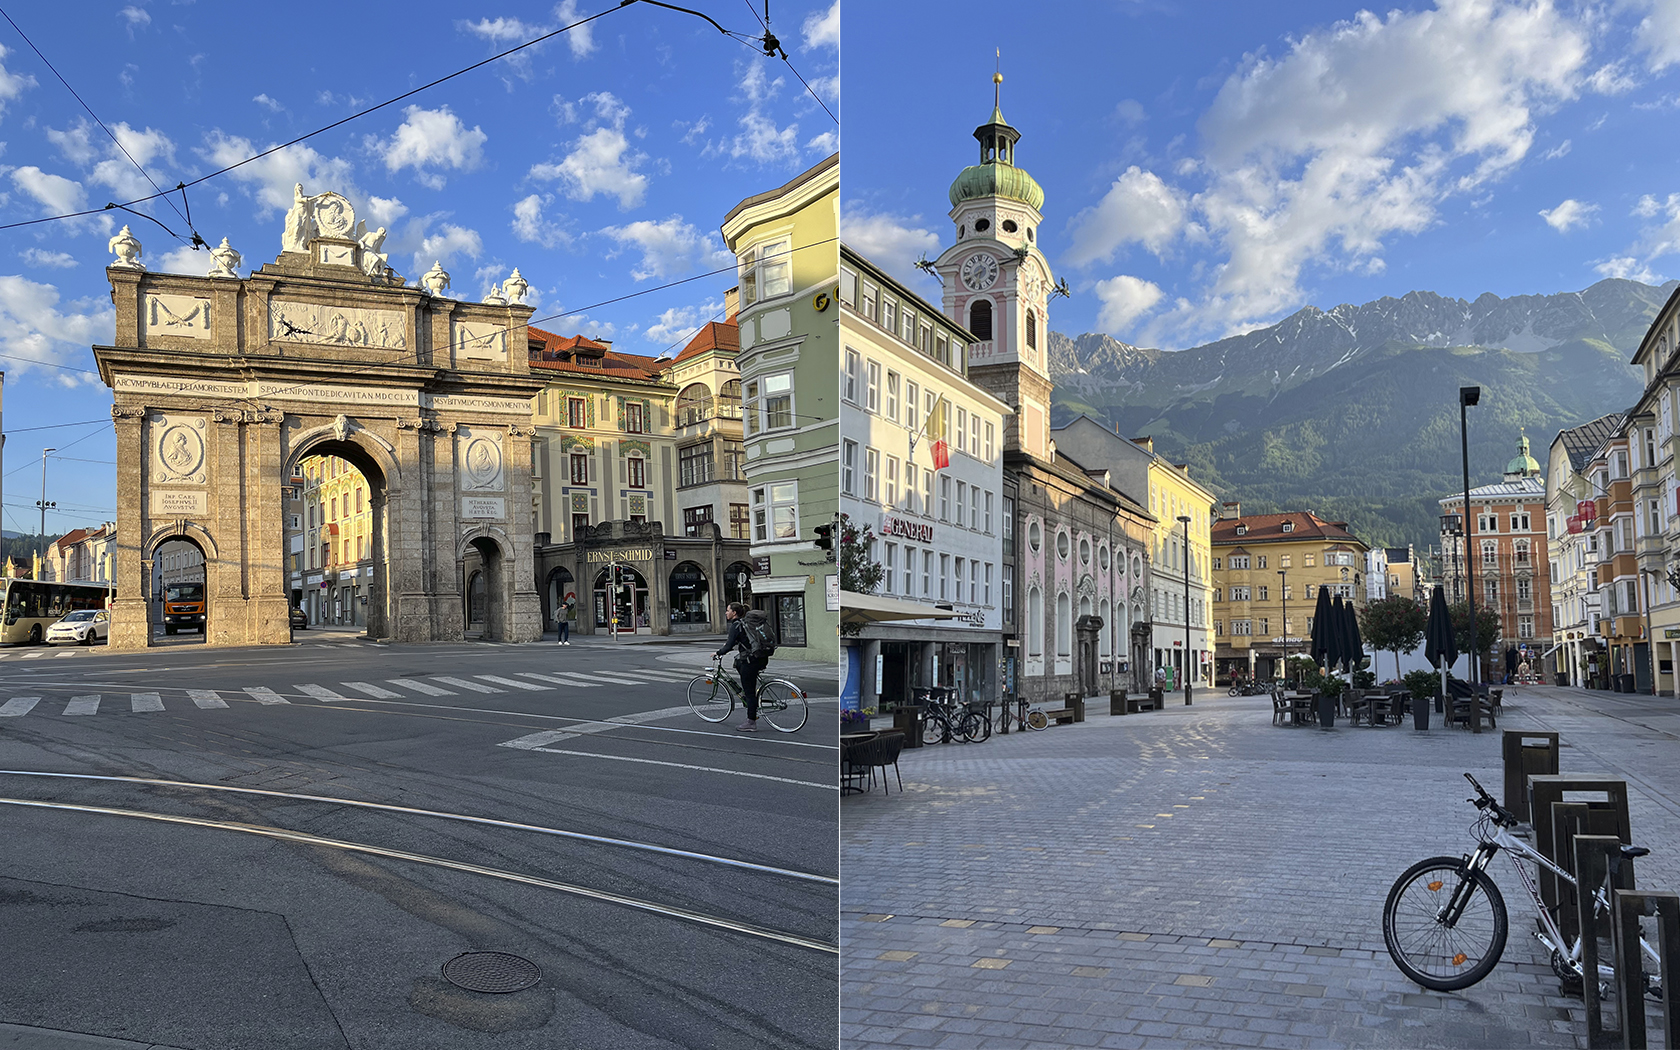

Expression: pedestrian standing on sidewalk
xmin=715 ymin=601 xmax=777 ymax=732
xmin=557 ymin=599 xmax=572 ymax=645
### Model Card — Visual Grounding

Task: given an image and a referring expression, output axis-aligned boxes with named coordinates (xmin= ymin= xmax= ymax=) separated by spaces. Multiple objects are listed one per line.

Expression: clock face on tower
xmin=960 ymin=252 xmax=1000 ymax=291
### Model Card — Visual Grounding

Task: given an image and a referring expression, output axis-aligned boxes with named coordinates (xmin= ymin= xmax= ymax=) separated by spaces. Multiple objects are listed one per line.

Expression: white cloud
xmin=152 ymin=243 xmax=213 ymax=276
xmin=531 ymin=93 xmax=647 ymax=208
xmin=1592 ymin=193 xmax=1679 ymax=285
xmin=707 ymin=63 xmax=802 ymax=166
xmin=599 ymin=215 xmax=730 ymax=280
xmin=45 ymin=121 xmax=97 ymax=165
xmin=0 ymin=275 xmax=112 ymax=385
xmin=511 ymin=193 xmax=571 ymax=248
xmin=89 ymin=122 xmax=178 ymax=201
xmin=411 ymin=222 xmax=482 ymax=274
xmin=1634 ymin=193 xmax=1664 ymax=218
xmin=0 ymin=45 xmax=39 ymax=122
xmin=801 ymin=1 xmax=839 ymax=50
xmin=806 ymin=130 xmax=838 ymax=156
xmin=373 ymin=105 xmax=487 ymax=189
xmin=1113 ymin=99 xmax=1147 ymax=125
xmin=1538 ymin=197 xmax=1597 ymax=232
xmin=364 ymin=195 xmax=408 ymax=229
xmin=460 ymin=16 xmax=542 ymax=43
xmin=1585 ymin=62 xmax=1637 ymax=95
xmin=199 ymin=131 xmax=356 ymax=215
xmin=1122 ymin=0 xmax=1595 ymax=342
xmin=1594 ymin=256 xmax=1662 ymax=283
xmin=118 ymin=6 xmax=150 ymax=28
xmin=1635 ymin=0 xmax=1680 ymax=72
xmin=1093 ymin=275 xmax=1166 ymax=335
xmin=552 ymin=314 xmax=616 ymax=340
xmin=1543 ymin=139 xmax=1572 ymax=160
xmin=10 ymin=166 xmax=87 ymax=216
xmin=458 ymin=2 xmax=595 ymax=60
xmin=20 ymin=248 xmax=76 ymax=269
xmin=840 ymin=206 xmax=941 ymax=288
xmin=646 ymin=298 xmax=725 ymax=348
xmin=553 ymin=0 xmax=597 ymax=58
xmin=1064 ymin=166 xmax=1187 ymax=268
xmin=252 ymin=93 xmax=284 ymax=112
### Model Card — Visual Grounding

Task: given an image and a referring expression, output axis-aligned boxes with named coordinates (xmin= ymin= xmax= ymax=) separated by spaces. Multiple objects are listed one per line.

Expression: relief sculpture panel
xmin=149 ymin=413 xmax=209 ymax=485
xmin=143 ymin=294 xmax=212 ymax=340
xmin=269 ymin=300 xmax=407 ymax=349
xmin=457 ymin=427 xmax=505 ymax=492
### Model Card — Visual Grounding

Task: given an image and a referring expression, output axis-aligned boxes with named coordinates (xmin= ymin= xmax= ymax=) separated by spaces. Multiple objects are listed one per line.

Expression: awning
xmin=1541 ymin=641 xmax=1565 ymax=658
xmin=749 ymin=575 xmax=810 ymax=596
xmin=841 ymin=590 xmax=964 ymax=625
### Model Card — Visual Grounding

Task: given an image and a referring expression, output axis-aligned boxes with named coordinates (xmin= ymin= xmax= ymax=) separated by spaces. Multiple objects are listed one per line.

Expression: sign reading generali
xmin=879 ymin=516 xmax=933 ymax=543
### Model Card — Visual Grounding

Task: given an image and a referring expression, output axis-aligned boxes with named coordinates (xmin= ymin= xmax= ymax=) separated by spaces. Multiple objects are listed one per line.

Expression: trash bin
xmin=1617 ymin=673 xmax=1635 ymax=693
xmin=1411 ymin=691 xmax=1430 ymax=730
xmin=1110 ymin=688 xmax=1128 ymax=716
xmin=1501 ymin=731 xmax=1559 ymax=823
xmin=894 ymin=704 xmax=924 ymax=749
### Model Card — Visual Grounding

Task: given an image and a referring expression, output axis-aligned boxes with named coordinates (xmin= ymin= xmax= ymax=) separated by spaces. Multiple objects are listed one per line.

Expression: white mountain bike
xmin=685 ymin=657 xmax=808 ymax=732
xmin=1382 ymin=772 xmax=1662 ymax=997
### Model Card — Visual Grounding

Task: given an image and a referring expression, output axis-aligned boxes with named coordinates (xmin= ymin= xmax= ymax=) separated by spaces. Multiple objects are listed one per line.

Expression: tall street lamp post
xmin=1278 ymin=568 xmax=1288 ymax=683
xmin=1177 ymin=514 xmax=1193 ymax=705
xmin=37 ymin=447 xmax=56 ymax=580
xmin=1460 ymin=386 xmax=1480 ymax=684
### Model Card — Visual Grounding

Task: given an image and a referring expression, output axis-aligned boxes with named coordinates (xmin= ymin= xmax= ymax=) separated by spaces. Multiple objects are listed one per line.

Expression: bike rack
xmin=1532 ymin=776 xmax=1634 ymax=946
xmin=1502 ymin=731 xmax=1560 ymax=825
xmin=1612 ymin=889 xmax=1680 ymax=1050
xmin=1575 ymin=835 xmax=1631 ymax=1049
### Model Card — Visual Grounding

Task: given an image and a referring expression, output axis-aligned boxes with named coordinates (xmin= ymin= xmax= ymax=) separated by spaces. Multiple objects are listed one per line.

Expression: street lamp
xmin=1177 ymin=514 xmax=1193 ymax=705
xmin=1460 ymin=386 xmax=1480 ymax=684
xmin=37 ymin=448 xmax=57 ymax=579
xmin=1278 ymin=568 xmax=1288 ymax=682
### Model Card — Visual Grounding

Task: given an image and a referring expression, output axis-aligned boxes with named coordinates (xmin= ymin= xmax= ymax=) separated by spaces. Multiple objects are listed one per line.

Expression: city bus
xmin=1 ymin=578 xmax=116 ymax=645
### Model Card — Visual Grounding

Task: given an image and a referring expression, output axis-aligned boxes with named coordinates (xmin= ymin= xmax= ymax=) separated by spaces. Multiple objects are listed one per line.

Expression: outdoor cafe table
xmin=1285 ymin=693 xmax=1316 ymax=726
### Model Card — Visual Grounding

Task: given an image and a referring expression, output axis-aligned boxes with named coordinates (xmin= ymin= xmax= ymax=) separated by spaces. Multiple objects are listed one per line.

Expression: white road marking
xmin=244 ymin=686 xmax=289 ymax=705
xmin=515 ymin=672 xmax=600 ymax=688
xmin=434 ymin=676 xmax=501 ymax=694
xmin=20 ymin=653 xmax=41 ymax=660
xmin=474 ymin=674 xmax=546 ymax=691
xmin=387 ymin=678 xmax=456 ymax=696
xmin=342 ymin=681 xmax=403 ymax=699
xmin=499 ymin=704 xmax=703 ymax=745
xmin=131 ymin=693 xmax=164 ymax=713
xmin=296 ymin=684 xmax=349 ymax=702
xmin=187 ymin=689 xmax=228 ymax=710
xmin=63 ymin=695 xmax=100 ymax=716
xmin=528 ymin=746 xmax=836 ymax=790
xmin=0 ymin=697 xmax=41 ymax=717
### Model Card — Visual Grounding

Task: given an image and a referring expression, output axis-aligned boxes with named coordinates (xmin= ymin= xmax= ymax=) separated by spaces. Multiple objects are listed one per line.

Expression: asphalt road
xmin=0 ymin=632 xmax=839 ymax=1050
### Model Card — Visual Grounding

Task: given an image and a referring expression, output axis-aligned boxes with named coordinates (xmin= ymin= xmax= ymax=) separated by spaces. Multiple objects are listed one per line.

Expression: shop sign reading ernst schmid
xmin=879 ymin=516 xmax=933 ymax=542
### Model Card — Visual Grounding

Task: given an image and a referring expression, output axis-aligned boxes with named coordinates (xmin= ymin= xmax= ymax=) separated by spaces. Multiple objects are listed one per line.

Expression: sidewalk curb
xmin=0 ymin=1023 xmax=193 ymax=1050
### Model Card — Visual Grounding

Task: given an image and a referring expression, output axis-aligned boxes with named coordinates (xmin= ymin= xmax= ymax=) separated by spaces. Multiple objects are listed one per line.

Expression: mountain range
xmin=1047 ymin=278 xmax=1680 ymax=552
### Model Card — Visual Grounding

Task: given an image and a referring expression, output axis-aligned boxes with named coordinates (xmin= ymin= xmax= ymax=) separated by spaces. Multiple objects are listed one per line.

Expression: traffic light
xmin=813 ymin=523 xmax=834 ymax=551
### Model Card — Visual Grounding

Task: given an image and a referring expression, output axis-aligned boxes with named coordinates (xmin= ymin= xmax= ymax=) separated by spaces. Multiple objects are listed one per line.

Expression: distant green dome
xmin=949 ymin=161 xmax=1044 ymax=211
xmin=1507 ymin=434 xmax=1540 ymax=476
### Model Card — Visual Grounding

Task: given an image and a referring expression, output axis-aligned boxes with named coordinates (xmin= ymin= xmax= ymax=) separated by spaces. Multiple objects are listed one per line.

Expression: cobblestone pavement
xmin=841 ymin=685 xmax=1680 ymax=1048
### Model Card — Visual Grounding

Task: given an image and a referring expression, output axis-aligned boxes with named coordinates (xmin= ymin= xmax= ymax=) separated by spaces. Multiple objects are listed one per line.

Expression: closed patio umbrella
xmin=1342 ymin=599 xmax=1364 ymax=674
xmin=1310 ymin=585 xmax=1335 ymax=670
xmin=1424 ymin=585 xmax=1457 ymax=671
xmin=1328 ymin=593 xmax=1348 ymax=672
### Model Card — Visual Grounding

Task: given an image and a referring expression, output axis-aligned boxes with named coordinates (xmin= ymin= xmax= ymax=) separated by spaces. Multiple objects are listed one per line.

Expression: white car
xmin=47 ymin=609 xmax=110 ymax=646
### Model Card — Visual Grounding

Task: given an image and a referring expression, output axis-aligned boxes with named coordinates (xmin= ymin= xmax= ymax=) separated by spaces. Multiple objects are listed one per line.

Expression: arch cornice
xmin=286 ymin=417 xmax=403 ymax=490
xmin=146 ymin=518 xmax=219 ymax=560
xmin=459 ymin=524 xmax=513 ymax=561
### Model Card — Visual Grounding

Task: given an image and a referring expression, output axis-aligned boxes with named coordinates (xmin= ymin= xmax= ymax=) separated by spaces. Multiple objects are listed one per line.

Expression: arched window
xmin=1026 ymin=309 xmax=1037 ymax=350
xmin=676 ymin=383 xmax=713 ymax=427
xmin=718 ymin=379 xmax=743 ymax=419
xmin=969 ymin=299 xmax=993 ymax=341
xmin=1099 ymin=598 xmax=1112 ymax=657
xmin=1056 ymin=592 xmax=1073 ymax=657
xmin=1027 ymin=586 xmax=1044 ymax=657
xmin=1080 ymin=595 xmax=1093 ymax=618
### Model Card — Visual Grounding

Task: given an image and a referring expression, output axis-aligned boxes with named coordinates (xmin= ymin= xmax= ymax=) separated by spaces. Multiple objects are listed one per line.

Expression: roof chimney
xmin=1131 ymin=436 xmax=1153 ymax=453
xmin=1221 ymin=501 xmax=1241 ymax=520
xmin=724 ymin=286 xmax=739 ymax=320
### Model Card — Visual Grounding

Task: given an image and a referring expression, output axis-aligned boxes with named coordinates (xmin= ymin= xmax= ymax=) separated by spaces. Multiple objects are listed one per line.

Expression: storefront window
xmin=774 ymin=594 xmax=807 ymax=647
xmin=670 ymin=562 xmax=710 ymax=625
xmin=594 ymin=565 xmax=650 ymax=631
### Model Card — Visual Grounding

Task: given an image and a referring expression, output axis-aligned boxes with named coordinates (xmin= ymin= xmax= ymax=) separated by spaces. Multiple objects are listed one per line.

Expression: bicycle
xmin=996 ymin=698 xmax=1049 ymax=732
xmin=685 ymin=657 xmax=809 ymax=732
xmin=919 ymin=696 xmax=986 ymax=744
xmin=1383 ymin=772 xmax=1662 ymax=996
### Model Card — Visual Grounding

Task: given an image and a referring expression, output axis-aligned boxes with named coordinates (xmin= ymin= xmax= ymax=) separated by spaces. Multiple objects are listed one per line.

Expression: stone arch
xmin=146 ymin=521 xmax=214 ymax=642
xmin=285 ymin=419 xmax=403 ymax=493
xmin=460 ymin=525 xmax=514 ymax=642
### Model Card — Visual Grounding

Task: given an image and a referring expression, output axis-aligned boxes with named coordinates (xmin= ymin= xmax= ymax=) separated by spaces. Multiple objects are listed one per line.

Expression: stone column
xmin=430 ymin=422 xmax=464 ymax=638
xmin=506 ymin=423 xmax=542 ymax=641
xmin=247 ymin=408 xmax=290 ymax=644
xmin=108 ymin=405 xmax=151 ymax=649
xmin=388 ymin=416 xmax=428 ymax=641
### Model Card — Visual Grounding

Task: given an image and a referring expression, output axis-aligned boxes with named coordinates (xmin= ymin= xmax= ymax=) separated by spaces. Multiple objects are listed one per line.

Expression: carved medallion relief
xmin=150 ymin=414 xmax=209 ymax=485
xmin=457 ymin=428 xmax=505 ymax=492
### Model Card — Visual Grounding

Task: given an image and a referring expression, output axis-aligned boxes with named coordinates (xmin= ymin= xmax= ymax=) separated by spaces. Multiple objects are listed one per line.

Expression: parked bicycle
xmin=919 ymin=696 xmax=991 ymax=744
xmin=1382 ymin=772 xmax=1662 ymax=996
xmin=685 ymin=657 xmax=809 ymax=732
xmin=996 ymin=698 xmax=1049 ymax=732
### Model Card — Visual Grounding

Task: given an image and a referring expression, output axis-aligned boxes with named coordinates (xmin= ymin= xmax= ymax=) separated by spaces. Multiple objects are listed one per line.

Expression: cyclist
xmin=715 ymin=601 xmax=776 ymax=732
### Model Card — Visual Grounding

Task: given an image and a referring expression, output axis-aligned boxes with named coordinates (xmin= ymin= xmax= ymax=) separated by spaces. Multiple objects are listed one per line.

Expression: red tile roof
xmin=1210 ymin=511 xmax=1364 ymax=547
xmin=670 ymin=320 xmax=739 ymax=364
xmin=55 ymin=528 xmax=90 ymax=550
xmin=526 ymin=325 xmax=666 ymax=381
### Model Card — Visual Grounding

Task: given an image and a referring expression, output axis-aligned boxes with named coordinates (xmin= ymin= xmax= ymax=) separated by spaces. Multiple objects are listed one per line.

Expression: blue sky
xmin=841 ymin=0 xmax=1680 ymax=350
xmin=0 ymin=0 xmax=837 ymax=539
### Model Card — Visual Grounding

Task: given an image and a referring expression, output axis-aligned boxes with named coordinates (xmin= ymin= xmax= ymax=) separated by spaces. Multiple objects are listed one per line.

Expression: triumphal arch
xmin=94 ymin=188 xmax=546 ymax=648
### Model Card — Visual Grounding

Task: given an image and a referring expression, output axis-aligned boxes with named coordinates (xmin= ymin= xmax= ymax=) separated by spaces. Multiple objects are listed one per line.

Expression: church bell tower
xmin=934 ymin=70 xmax=1056 ymax=459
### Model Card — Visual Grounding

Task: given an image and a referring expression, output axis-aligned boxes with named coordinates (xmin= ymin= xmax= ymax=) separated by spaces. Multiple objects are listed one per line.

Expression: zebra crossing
xmin=0 ymin=666 xmax=701 ymax=719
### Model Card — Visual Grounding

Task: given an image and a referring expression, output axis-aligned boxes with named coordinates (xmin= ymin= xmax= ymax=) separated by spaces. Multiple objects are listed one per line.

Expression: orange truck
xmin=162 ymin=581 xmax=205 ymax=635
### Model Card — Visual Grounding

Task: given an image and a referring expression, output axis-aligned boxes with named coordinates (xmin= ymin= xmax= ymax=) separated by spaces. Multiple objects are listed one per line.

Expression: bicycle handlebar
xmin=1463 ymin=772 xmax=1519 ymax=827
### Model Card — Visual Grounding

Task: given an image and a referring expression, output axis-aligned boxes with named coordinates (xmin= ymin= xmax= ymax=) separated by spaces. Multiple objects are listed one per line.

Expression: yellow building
xmin=298 ymin=454 xmax=375 ymax=627
xmin=1210 ymin=502 xmax=1371 ymax=682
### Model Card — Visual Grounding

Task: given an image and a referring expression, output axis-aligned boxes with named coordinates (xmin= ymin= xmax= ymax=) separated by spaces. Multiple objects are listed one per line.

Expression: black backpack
xmin=740 ymin=613 xmax=778 ymax=659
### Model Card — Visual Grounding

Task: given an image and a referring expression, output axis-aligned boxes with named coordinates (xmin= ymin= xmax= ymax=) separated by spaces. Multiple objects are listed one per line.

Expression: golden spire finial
xmin=994 ymin=48 xmax=1003 ymax=108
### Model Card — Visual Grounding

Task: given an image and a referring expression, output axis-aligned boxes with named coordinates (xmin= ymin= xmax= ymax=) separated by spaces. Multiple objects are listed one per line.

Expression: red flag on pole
xmin=931 ymin=439 xmax=950 ymax=470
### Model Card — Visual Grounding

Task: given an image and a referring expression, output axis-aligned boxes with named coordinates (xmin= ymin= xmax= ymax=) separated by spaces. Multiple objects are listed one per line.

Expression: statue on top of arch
xmin=279 ymin=183 xmax=395 ymax=283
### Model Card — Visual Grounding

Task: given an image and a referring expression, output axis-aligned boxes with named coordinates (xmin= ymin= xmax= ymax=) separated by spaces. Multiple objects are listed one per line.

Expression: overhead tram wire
xmin=0 ymin=6 xmax=196 ymax=245
xmin=731 ymin=0 xmax=836 ymax=124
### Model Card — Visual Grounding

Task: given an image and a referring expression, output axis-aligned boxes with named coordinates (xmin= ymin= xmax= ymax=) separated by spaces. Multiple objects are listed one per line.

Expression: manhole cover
xmin=441 ymin=951 xmax=542 ymax=994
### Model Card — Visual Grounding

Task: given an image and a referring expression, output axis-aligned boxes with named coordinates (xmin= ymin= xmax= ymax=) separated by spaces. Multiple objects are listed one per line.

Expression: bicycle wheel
xmin=952 ymin=709 xmax=983 ymax=742
xmin=758 ymin=679 xmax=808 ymax=733
xmin=1025 ymin=709 xmax=1049 ymax=731
xmin=920 ymin=710 xmax=948 ymax=745
xmin=1383 ymin=855 xmax=1508 ymax=990
xmin=998 ymin=705 xmax=1014 ymax=733
xmin=686 ymin=672 xmax=736 ymax=723
xmin=970 ymin=706 xmax=992 ymax=742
